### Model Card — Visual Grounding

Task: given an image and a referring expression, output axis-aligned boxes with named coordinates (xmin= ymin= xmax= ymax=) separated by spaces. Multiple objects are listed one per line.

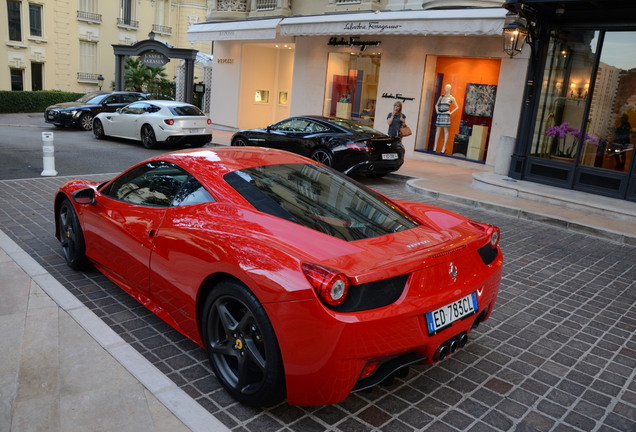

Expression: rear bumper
xmin=266 ymin=256 xmax=502 ymax=406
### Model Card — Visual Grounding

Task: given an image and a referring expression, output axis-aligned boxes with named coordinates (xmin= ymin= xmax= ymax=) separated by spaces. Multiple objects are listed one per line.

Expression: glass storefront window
xmin=532 ymin=30 xmax=599 ymax=163
xmin=323 ymin=53 xmax=380 ymax=126
xmin=581 ymin=32 xmax=636 ymax=173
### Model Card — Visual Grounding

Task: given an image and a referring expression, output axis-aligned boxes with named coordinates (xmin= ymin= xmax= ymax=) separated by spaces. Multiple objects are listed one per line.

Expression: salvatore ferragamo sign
xmin=327 ymin=36 xmax=381 ymax=52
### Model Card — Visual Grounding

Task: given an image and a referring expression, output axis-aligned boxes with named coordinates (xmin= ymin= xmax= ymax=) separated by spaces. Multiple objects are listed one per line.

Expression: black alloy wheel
xmin=79 ymin=113 xmax=94 ymax=131
xmin=310 ymin=148 xmax=334 ymax=167
xmin=232 ymin=137 xmax=249 ymax=146
xmin=57 ymin=199 xmax=89 ymax=270
xmin=141 ymin=125 xmax=157 ymax=149
xmin=202 ymin=280 xmax=285 ymax=407
xmin=93 ymin=118 xmax=106 ymax=139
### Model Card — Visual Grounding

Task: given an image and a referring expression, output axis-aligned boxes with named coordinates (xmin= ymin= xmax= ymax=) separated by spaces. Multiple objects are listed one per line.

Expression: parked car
xmin=45 ymin=91 xmax=148 ymax=130
xmin=231 ymin=115 xmax=405 ymax=177
xmin=92 ymin=100 xmax=213 ymax=149
xmin=54 ymin=147 xmax=503 ymax=407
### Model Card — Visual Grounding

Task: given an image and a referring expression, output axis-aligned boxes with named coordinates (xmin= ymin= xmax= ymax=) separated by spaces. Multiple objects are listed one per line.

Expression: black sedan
xmin=45 ymin=91 xmax=148 ymax=131
xmin=231 ymin=116 xmax=404 ymax=177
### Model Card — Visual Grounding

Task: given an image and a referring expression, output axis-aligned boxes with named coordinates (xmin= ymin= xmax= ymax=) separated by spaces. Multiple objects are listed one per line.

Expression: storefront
xmin=504 ymin=0 xmax=636 ymax=201
xmin=188 ymin=8 xmax=526 ymax=167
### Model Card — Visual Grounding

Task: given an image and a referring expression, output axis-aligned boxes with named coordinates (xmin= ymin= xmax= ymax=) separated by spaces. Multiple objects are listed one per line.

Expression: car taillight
xmin=302 ymin=263 xmax=349 ymax=306
xmin=486 ymin=226 xmax=500 ymax=247
xmin=164 ymin=119 xmax=175 ymax=125
xmin=206 ymin=118 xmax=212 ymax=125
xmin=346 ymin=142 xmax=371 ymax=151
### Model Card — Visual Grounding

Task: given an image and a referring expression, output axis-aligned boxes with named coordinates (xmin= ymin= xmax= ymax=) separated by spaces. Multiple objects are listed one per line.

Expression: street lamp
xmin=97 ymin=74 xmax=104 ymax=90
xmin=503 ymin=11 xmax=529 ymax=57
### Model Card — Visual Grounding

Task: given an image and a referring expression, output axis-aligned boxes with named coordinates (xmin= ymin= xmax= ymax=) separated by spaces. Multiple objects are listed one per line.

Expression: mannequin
xmin=433 ymin=84 xmax=459 ymax=153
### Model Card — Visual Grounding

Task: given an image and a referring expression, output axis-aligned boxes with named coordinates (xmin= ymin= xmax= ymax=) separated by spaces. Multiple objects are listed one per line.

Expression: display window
xmin=533 ymin=30 xmax=636 ymax=174
xmin=323 ymin=53 xmax=380 ymax=126
xmin=421 ymin=56 xmax=501 ymax=162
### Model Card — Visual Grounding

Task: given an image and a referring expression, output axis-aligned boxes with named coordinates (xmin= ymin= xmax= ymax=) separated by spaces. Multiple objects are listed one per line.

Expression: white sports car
xmin=92 ymin=100 xmax=213 ymax=149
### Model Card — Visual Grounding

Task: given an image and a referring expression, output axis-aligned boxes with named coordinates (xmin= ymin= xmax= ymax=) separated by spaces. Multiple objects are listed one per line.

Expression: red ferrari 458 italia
xmin=54 ymin=147 xmax=503 ymax=407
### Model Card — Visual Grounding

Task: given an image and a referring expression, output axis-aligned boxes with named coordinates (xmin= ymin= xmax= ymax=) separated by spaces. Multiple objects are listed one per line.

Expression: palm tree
xmin=123 ymin=57 xmax=175 ymax=98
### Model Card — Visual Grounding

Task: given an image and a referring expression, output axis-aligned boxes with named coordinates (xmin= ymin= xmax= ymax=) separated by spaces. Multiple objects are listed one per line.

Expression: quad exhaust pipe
xmin=434 ymin=333 xmax=468 ymax=361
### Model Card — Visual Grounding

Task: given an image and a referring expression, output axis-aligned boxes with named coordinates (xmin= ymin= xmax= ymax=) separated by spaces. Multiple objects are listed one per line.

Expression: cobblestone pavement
xmin=1 ymin=174 xmax=635 ymax=432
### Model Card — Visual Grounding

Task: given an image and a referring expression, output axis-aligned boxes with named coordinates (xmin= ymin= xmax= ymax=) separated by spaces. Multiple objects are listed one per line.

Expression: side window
xmin=120 ymin=103 xmax=145 ymax=115
xmin=123 ymin=93 xmax=142 ymax=103
xmin=104 ymin=161 xmax=188 ymax=207
xmin=306 ymin=121 xmax=328 ymax=133
xmin=104 ymin=161 xmax=213 ymax=207
xmin=103 ymin=95 xmax=120 ymax=104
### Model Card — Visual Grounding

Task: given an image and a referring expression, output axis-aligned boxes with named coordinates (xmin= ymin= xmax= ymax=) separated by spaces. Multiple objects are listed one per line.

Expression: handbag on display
xmin=399 ymin=124 xmax=412 ymax=137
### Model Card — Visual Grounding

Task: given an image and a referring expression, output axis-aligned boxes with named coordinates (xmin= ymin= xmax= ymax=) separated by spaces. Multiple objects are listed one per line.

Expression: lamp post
xmin=97 ymin=74 xmax=104 ymax=90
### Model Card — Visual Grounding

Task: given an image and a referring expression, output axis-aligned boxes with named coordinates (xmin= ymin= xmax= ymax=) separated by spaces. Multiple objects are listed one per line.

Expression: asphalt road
xmin=0 ymin=125 xmax=175 ymax=180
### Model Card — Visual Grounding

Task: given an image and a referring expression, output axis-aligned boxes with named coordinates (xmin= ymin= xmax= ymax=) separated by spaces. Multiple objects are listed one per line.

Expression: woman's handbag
xmin=399 ymin=124 xmax=412 ymax=137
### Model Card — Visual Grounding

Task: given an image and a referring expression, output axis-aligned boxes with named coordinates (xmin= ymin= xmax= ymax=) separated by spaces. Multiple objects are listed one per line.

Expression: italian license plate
xmin=382 ymin=153 xmax=398 ymax=160
xmin=425 ymin=293 xmax=478 ymax=335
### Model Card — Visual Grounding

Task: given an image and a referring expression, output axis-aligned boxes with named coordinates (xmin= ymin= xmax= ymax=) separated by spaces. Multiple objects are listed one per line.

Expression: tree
xmin=123 ymin=57 xmax=175 ymax=98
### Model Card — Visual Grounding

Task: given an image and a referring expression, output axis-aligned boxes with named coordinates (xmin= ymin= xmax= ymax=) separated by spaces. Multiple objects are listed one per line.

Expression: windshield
xmin=224 ymin=163 xmax=418 ymax=241
xmin=329 ymin=118 xmax=382 ymax=134
xmin=76 ymin=93 xmax=105 ymax=104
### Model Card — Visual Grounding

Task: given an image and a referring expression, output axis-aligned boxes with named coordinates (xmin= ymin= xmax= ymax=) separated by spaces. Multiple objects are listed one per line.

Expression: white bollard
xmin=41 ymin=131 xmax=58 ymax=176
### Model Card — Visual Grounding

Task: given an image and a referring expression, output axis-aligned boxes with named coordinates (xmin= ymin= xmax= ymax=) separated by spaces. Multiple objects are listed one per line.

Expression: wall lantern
xmin=503 ymin=11 xmax=529 ymax=57
xmin=97 ymin=74 xmax=105 ymax=90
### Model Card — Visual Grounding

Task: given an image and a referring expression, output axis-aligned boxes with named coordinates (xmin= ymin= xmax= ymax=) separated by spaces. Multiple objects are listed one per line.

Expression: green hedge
xmin=0 ymin=90 xmax=85 ymax=113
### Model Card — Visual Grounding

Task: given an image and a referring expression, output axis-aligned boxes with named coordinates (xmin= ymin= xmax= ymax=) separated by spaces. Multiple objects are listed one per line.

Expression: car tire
xmin=310 ymin=148 xmax=334 ymax=167
xmin=232 ymin=137 xmax=249 ymax=147
xmin=201 ymin=279 xmax=285 ymax=407
xmin=93 ymin=118 xmax=106 ymax=139
xmin=79 ymin=113 xmax=94 ymax=131
xmin=141 ymin=125 xmax=157 ymax=149
xmin=57 ymin=198 xmax=89 ymax=270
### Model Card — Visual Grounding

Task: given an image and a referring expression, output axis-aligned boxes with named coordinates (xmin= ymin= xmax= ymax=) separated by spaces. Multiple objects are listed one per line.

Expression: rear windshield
xmin=224 ymin=164 xmax=418 ymax=241
xmin=169 ymin=105 xmax=205 ymax=116
xmin=329 ymin=118 xmax=382 ymax=134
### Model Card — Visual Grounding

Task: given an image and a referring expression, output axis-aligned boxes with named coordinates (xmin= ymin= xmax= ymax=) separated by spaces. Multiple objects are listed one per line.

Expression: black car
xmin=231 ymin=116 xmax=405 ymax=177
xmin=45 ymin=91 xmax=148 ymax=130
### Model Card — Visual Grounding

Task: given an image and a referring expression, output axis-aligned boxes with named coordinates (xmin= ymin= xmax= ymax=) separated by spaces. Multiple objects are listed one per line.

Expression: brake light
xmin=207 ymin=118 xmax=212 ymax=125
xmin=486 ymin=226 xmax=500 ymax=247
xmin=346 ymin=142 xmax=371 ymax=151
xmin=164 ymin=119 xmax=175 ymax=125
xmin=302 ymin=263 xmax=349 ymax=306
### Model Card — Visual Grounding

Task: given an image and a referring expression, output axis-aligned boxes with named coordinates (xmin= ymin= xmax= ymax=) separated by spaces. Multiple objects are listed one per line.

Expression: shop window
xmin=421 ymin=56 xmax=501 ymax=163
xmin=7 ymin=0 xmax=22 ymax=42
xmin=324 ymin=53 xmax=380 ymax=126
xmin=581 ymin=32 xmax=636 ymax=174
xmin=532 ymin=31 xmax=599 ymax=164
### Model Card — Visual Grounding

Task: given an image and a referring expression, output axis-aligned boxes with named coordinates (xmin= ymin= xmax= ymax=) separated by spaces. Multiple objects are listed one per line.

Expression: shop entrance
xmin=416 ymin=56 xmax=501 ymax=163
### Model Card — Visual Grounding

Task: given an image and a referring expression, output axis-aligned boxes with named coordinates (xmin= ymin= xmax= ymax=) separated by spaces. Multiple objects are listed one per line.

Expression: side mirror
xmin=72 ymin=188 xmax=96 ymax=205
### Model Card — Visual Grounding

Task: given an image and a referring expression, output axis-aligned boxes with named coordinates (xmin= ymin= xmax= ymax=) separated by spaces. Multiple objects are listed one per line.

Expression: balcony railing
xmin=77 ymin=10 xmax=102 ymax=23
xmin=216 ymin=0 xmax=248 ymax=12
xmin=255 ymin=0 xmax=277 ymax=10
xmin=77 ymin=72 xmax=100 ymax=81
xmin=117 ymin=17 xmax=139 ymax=28
xmin=336 ymin=0 xmax=362 ymax=4
xmin=152 ymin=24 xmax=172 ymax=35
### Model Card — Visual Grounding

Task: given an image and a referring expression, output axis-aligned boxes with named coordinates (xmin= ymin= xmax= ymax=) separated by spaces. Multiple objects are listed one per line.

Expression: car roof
xmin=142 ymin=100 xmax=197 ymax=108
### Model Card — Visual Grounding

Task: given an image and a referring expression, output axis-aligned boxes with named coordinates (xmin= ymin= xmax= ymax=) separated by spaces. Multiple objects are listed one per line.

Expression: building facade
xmin=504 ymin=0 xmax=636 ymax=201
xmin=1 ymin=0 xmax=211 ymax=93
xmin=189 ymin=0 xmax=527 ymax=168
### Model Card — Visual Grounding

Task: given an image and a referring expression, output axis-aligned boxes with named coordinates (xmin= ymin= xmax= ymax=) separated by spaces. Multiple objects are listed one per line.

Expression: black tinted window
xmin=170 ymin=105 xmax=205 ymax=116
xmin=224 ymin=164 xmax=418 ymax=241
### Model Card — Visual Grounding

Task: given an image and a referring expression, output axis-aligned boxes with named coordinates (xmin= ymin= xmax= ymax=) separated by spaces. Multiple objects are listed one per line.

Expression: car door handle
xmin=148 ymin=229 xmax=156 ymax=238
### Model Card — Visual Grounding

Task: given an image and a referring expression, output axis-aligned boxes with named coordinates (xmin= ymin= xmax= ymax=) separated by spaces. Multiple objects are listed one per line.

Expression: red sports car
xmin=54 ymin=147 xmax=503 ymax=407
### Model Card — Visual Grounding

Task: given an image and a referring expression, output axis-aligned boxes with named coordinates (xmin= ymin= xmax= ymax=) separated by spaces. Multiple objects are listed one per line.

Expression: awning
xmin=188 ymin=18 xmax=282 ymax=41
xmin=279 ymin=9 xmax=506 ymax=37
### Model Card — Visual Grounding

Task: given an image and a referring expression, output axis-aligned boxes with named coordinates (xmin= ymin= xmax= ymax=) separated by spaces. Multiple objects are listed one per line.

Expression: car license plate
xmin=188 ymin=129 xmax=202 ymax=134
xmin=382 ymin=153 xmax=398 ymax=160
xmin=425 ymin=293 xmax=478 ymax=335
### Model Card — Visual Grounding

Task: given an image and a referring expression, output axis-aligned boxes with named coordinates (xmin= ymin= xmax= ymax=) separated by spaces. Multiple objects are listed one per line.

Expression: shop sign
xmin=217 ymin=58 xmax=234 ymax=64
xmin=328 ymin=36 xmax=381 ymax=52
xmin=382 ymin=92 xmax=415 ymax=103
xmin=140 ymin=50 xmax=169 ymax=67
xmin=343 ymin=21 xmax=402 ymax=33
